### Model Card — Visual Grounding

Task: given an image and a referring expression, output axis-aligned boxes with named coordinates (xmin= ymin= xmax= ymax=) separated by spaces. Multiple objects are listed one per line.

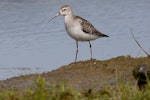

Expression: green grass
xmin=0 ymin=77 xmax=150 ymax=100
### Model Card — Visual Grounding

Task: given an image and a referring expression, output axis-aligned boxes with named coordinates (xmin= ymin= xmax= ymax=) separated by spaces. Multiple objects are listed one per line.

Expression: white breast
xmin=64 ymin=16 xmax=99 ymax=41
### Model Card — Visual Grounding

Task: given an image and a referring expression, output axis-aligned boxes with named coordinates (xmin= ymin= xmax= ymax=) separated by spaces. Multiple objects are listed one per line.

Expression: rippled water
xmin=0 ymin=0 xmax=150 ymax=80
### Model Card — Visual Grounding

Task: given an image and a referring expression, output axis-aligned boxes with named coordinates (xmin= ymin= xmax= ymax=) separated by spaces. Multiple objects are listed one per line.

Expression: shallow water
xmin=0 ymin=0 xmax=150 ymax=80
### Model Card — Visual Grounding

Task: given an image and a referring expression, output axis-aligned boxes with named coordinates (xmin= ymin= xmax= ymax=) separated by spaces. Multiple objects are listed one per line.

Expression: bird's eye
xmin=63 ymin=8 xmax=66 ymax=11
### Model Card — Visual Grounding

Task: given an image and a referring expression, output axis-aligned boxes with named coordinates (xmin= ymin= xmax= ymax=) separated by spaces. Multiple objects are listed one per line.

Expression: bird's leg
xmin=88 ymin=41 xmax=93 ymax=60
xmin=75 ymin=41 xmax=78 ymax=62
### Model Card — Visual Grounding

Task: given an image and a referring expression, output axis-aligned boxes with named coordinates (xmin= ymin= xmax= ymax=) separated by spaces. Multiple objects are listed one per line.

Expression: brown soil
xmin=0 ymin=56 xmax=150 ymax=93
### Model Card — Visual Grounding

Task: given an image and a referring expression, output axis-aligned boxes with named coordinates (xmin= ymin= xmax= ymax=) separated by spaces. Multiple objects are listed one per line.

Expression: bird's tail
xmin=99 ymin=33 xmax=109 ymax=37
xmin=102 ymin=34 xmax=109 ymax=37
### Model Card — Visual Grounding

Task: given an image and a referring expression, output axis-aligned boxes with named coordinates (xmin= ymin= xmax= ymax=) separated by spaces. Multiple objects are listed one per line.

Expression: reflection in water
xmin=0 ymin=0 xmax=150 ymax=80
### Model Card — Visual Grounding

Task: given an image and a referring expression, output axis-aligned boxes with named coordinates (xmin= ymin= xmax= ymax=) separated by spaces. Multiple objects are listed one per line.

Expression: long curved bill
xmin=49 ymin=13 xmax=60 ymax=22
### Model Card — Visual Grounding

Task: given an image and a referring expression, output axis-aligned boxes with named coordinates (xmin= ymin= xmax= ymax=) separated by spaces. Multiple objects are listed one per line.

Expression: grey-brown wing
xmin=76 ymin=16 xmax=99 ymax=34
xmin=76 ymin=16 xmax=108 ymax=37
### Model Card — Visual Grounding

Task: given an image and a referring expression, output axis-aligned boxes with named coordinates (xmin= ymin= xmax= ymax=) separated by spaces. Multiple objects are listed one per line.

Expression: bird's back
xmin=75 ymin=16 xmax=109 ymax=37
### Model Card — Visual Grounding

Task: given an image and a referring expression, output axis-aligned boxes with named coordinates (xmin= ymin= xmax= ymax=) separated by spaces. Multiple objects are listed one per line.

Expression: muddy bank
xmin=0 ymin=56 xmax=150 ymax=92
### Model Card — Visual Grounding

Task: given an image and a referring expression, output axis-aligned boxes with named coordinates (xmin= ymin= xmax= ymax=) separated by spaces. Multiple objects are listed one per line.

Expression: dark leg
xmin=75 ymin=41 xmax=78 ymax=62
xmin=88 ymin=41 xmax=93 ymax=60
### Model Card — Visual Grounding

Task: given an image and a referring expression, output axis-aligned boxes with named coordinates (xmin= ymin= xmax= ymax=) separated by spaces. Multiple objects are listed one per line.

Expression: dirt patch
xmin=0 ymin=56 xmax=150 ymax=92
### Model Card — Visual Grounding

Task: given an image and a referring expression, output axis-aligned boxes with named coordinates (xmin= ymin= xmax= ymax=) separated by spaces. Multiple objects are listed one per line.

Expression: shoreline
xmin=0 ymin=56 xmax=150 ymax=92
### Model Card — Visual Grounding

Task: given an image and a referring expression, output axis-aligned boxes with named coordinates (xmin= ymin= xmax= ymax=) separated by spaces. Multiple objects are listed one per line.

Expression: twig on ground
xmin=130 ymin=29 xmax=150 ymax=57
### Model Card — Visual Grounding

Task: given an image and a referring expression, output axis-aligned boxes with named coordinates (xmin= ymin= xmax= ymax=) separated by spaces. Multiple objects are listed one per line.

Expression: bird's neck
xmin=64 ymin=14 xmax=74 ymax=24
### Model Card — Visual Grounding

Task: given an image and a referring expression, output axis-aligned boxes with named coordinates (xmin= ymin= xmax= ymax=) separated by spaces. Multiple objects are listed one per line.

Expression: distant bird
xmin=49 ymin=5 xmax=109 ymax=62
xmin=133 ymin=65 xmax=150 ymax=90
